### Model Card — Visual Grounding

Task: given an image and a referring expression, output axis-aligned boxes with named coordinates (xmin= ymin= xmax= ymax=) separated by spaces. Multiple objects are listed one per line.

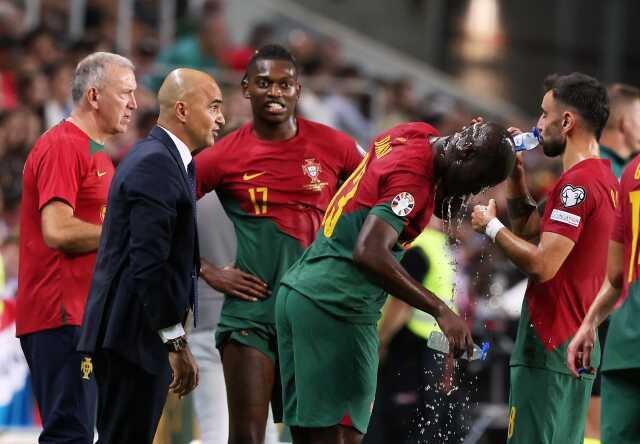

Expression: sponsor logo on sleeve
xmin=391 ymin=192 xmax=415 ymax=217
xmin=550 ymin=209 xmax=581 ymax=227
xmin=560 ymin=184 xmax=586 ymax=207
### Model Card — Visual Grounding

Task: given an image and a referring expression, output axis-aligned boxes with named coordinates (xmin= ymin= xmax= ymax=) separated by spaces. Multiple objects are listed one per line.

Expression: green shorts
xmin=507 ymin=366 xmax=593 ymax=444
xmin=601 ymin=369 xmax=640 ymax=444
xmin=215 ymin=314 xmax=282 ymax=422
xmin=275 ymin=285 xmax=378 ymax=434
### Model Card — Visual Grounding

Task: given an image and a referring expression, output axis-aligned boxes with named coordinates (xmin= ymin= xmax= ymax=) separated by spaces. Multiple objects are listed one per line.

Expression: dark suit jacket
xmin=79 ymin=126 xmax=199 ymax=374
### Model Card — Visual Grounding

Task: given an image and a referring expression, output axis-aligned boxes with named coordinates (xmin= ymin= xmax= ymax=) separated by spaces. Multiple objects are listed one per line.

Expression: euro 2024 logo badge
xmin=302 ymin=158 xmax=328 ymax=192
xmin=391 ymin=192 xmax=415 ymax=217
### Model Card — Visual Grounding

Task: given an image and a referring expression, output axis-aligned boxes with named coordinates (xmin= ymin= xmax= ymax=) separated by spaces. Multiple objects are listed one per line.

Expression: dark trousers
xmin=20 ymin=326 xmax=97 ymax=444
xmin=93 ymin=350 xmax=171 ymax=444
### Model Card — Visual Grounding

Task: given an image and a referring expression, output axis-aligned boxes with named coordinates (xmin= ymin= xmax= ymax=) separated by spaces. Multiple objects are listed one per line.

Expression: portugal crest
xmin=302 ymin=158 xmax=328 ymax=192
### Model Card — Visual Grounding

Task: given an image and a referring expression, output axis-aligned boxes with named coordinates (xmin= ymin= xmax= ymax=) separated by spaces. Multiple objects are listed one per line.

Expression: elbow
xmin=42 ymin=228 xmax=67 ymax=250
xmin=529 ymin=260 xmax=559 ymax=283
xmin=353 ymin=242 xmax=376 ymax=273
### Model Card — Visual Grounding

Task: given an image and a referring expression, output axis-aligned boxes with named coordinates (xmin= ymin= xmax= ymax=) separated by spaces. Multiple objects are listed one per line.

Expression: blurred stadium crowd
xmin=0 ymin=0 xmax=571 ymax=442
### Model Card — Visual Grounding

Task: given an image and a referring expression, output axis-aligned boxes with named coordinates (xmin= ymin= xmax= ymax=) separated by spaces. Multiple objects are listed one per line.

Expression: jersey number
xmin=248 ymin=187 xmax=268 ymax=215
xmin=322 ymin=153 xmax=369 ymax=237
xmin=628 ymin=191 xmax=640 ymax=282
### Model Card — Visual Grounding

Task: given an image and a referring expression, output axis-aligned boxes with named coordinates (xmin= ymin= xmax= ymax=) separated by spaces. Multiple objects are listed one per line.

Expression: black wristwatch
xmin=165 ymin=335 xmax=188 ymax=353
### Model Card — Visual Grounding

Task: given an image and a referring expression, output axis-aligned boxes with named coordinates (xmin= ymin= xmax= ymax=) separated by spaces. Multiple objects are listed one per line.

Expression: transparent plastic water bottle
xmin=513 ymin=127 xmax=541 ymax=152
xmin=427 ymin=331 xmax=490 ymax=361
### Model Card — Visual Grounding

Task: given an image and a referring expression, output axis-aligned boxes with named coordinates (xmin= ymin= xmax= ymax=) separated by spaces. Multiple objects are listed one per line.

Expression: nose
xmin=216 ymin=112 xmax=226 ymax=128
xmin=267 ymin=83 xmax=282 ymax=97
xmin=128 ymin=92 xmax=138 ymax=110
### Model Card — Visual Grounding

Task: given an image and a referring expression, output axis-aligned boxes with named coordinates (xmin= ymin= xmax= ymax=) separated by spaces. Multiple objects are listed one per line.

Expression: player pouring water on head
xmin=275 ymin=119 xmax=516 ymax=444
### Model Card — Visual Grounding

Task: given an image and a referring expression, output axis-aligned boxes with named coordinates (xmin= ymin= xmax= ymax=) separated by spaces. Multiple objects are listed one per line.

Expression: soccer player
xmin=16 ymin=52 xmax=137 ymax=443
xmin=471 ymin=73 xmax=617 ymax=444
xmin=276 ymin=120 xmax=516 ymax=443
xmin=567 ymin=129 xmax=640 ymax=444
xmin=195 ymin=44 xmax=364 ymax=443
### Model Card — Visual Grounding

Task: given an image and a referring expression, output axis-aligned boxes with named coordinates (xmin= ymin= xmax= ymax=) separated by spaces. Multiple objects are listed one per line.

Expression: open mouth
xmin=265 ymin=101 xmax=286 ymax=113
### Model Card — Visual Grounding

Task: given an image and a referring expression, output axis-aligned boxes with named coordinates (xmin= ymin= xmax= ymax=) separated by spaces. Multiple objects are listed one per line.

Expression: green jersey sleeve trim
xmin=369 ymin=204 xmax=405 ymax=235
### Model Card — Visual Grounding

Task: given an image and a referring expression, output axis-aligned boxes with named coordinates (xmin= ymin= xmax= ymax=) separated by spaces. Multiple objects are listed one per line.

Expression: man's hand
xmin=566 ymin=321 xmax=597 ymax=378
xmin=471 ymin=199 xmax=497 ymax=233
xmin=435 ymin=307 xmax=474 ymax=359
xmin=200 ymin=259 xmax=269 ymax=302
xmin=168 ymin=346 xmax=199 ymax=398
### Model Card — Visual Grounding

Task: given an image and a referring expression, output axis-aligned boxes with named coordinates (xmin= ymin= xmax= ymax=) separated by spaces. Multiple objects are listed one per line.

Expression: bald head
xmin=157 ymin=68 xmax=225 ymax=151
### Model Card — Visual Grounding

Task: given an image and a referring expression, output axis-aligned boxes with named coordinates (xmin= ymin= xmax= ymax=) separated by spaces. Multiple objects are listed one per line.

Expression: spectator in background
xmin=43 ymin=62 xmax=74 ymax=128
xmin=16 ymin=52 xmax=136 ymax=444
xmin=0 ymin=233 xmax=18 ymax=298
xmin=599 ymin=83 xmax=640 ymax=178
xmin=375 ymin=78 xmax=420 ymax=133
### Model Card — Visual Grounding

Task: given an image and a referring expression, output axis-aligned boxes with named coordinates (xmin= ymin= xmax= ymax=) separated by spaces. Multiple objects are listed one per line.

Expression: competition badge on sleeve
xmin=391 ymin=192 xmax=415 ymax=216
xmin=560 ymin=185 xmax=586 ymax=207
xmin=302 ymin=158 xmax=328 ymax=192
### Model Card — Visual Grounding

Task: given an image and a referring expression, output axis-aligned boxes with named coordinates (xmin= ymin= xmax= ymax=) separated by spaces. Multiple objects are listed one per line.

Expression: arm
xmin=505 ymin=154 xmax=541 ymax=239
xmin=41 ymin=200 xmax=102 ymax=253
xmin=353 ymin=215 xmax=473 ymax=357
xmin=472 ymin=199 xmax=574 ymax=283
xmin=567 ymin=240 xmax=624 ymax=377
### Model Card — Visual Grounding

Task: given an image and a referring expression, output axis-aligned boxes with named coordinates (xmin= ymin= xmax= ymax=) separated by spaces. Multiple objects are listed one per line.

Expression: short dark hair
xmin=543 ymin=73 xmax=609 ymax=139
xmin=605 ymin=83 xmax=640 ymax=130
xmin=244 ymin=44 xmax=298 ymax=82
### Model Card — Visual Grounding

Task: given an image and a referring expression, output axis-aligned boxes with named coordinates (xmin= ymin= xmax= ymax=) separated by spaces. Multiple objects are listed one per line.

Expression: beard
xmin=542 ymin=135 xmax=567 ymax=157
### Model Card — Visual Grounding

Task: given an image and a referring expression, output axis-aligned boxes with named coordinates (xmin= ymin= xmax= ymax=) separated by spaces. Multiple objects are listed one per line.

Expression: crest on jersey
xmin=560 ymin=184 xmax=586 ymax=208
xmin=391 ymin=192 xmax=415 ymax=217
xmin=302 ymin=158 xmax=327 ymax=192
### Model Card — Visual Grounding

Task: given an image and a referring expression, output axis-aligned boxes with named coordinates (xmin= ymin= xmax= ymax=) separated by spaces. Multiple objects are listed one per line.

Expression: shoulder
xmin=299 ymin=117 xmax=356 ymax=148
xmin=389 ymin=121 xmax=441 ymax=140
xmin=561 ymin=159 xmax=616 ymax=189
xmin=621 ymin=155 xmax=640 ymax=191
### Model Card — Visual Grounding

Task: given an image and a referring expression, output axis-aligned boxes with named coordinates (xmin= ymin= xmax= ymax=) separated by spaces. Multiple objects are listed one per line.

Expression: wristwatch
xmin=165 ymin=335 xmax=188 ymax=353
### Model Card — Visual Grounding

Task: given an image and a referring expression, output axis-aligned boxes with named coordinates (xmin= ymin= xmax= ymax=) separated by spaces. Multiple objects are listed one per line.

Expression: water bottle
xmin=513 ymin=127 xmax=541 ymax=152
xmin=427 ymin=331 xmax=490 ymax=361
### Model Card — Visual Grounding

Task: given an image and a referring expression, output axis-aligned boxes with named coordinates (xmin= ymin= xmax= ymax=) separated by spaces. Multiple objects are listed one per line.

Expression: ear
xmin=175 ymin=101 xmax=188 ymax=123
xmin=562 ymin=111 xmax=577 ymax=134
xmin=86 ymin=87 xmax=100 ymax=110
xmin=295 ymin=82 xmax=302 ymax=100
xmin=241 ymin=77 xmax=250 ymax=99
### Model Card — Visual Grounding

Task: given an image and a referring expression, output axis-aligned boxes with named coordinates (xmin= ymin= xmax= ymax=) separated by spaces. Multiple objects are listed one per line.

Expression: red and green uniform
xmin=16 ymin=120 xmax=114 ymax=336
xmin=276 ymin=122 xmax=440 ymax=434
xmin=600 ymin=154 xmax=640 ymax=444
xmin=195 ymin=117 xmax=361 ymax=361
xmin=507 ymin=159 xmax=618 ymax=444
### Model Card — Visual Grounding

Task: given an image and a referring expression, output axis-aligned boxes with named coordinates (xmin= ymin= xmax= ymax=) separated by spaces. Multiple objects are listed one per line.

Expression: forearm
xmin=506 ymin=180 xmax=539 ymax=238
xmin=49 ymin=217 xmax=102 ymax=254
xmin=494 ymin=228 xmax=543 ymax=280
xmin=583 ymin=280 xmax=622 ymax=327
xmin=354 ymin=247 xmax=447 ymax=318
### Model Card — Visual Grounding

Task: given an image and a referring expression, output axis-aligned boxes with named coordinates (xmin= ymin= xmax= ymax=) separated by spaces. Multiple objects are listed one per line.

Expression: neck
xmin=157 ymin=119 xmax=197 ymax=153
xmin=562 ymin=131 xmax=599 ymax=172
xmin=253 ymin=117 xmax=297 ymax=141
xmin=68 ymin=107 xmax=110 ymax=144
xmin=599 ymin=130 xmax=630 ymax=159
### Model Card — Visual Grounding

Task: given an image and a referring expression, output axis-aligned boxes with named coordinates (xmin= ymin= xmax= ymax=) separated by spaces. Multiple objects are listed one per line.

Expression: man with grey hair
xmin=16 ymin=51 xmax=137 ymax=444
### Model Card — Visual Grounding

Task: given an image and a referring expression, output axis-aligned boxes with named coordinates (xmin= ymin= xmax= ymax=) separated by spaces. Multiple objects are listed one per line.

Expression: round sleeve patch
xmin=560 ymin=184 xmax=586 ymax=208
xmin=391 ymin=192 xmax=415 ymax=216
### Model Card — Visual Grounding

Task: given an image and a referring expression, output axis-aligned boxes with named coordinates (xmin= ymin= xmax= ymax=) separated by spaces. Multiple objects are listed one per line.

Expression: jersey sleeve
xmin=36 ymin=141 xmax=85 ymax=211
xmin=542 ymin=174 xmax=594 ymax=242
xmin=194 ymin=144 xmax=225 ymax=198
xmin=369 ymin=150 xmax=430 ymax=235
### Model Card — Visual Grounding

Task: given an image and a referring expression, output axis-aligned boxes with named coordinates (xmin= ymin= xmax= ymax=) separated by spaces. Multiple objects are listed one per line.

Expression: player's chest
xmin=222 ymin=147 xmax=342 ymax=205
xmin=76 ymin=153 xmax=114 ymax=221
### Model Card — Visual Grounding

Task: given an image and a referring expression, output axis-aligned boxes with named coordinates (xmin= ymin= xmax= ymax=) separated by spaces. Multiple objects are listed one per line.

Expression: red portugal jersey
xmin=511 ymin=158 xmax=619 ymax=373
xmin=16 ymin=121 xmax=115 ymax=336
xmin=281 ymin=122 xmax=440 ymax=323
xmin=195 ymin=117 xmax=362 ymax=324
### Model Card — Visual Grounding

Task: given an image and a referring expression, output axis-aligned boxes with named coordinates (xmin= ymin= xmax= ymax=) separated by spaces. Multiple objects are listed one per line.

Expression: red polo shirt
xmin=16 ymin=120 xmax=114 ymax=336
